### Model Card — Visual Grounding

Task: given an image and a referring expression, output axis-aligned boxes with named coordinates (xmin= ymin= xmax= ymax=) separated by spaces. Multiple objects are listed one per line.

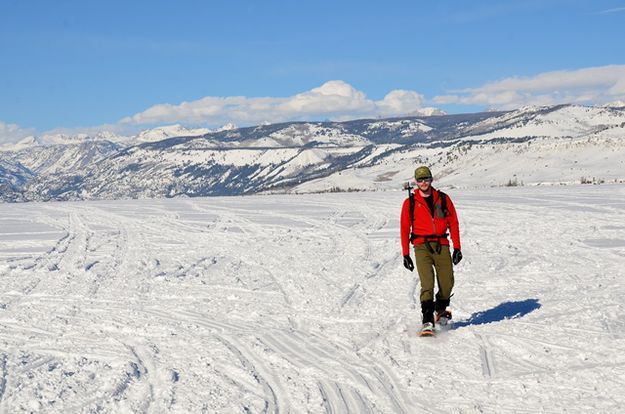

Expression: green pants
xmin=414 ymin=243 xmax=454 ymax=303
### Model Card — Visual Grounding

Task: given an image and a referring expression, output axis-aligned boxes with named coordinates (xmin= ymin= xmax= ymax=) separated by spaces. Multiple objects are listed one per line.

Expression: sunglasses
xmin=416 ymin=177 xmax=432 ymax=183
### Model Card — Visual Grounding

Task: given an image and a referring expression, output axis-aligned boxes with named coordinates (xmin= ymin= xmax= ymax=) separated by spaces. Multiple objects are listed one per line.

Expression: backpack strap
xmin=408 ymin=189 xmax=416 ymax=242
xmin=438 ymin=191 xmax=449 ymax=216
xmin=409 ymin=191 xmax=415 ymax=228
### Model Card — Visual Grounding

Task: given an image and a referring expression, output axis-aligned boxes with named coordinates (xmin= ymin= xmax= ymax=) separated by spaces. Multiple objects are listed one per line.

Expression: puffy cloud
xmin=278 ymin=81 xmax=373 ymax=115
xmin=377 ymin=90 xmax=425 ymax=116
xmin=433 ymin=65 xmax=625 ymax=110
xmin=0 ymin=121 xmax=36 ymax=145
xmin=121 ymin=80 xmax=430 ymax=126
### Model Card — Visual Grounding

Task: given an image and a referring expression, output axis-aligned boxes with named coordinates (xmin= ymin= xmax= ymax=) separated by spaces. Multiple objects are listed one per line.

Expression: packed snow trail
xmin=1 ymin=185 xmax=625 ymax=413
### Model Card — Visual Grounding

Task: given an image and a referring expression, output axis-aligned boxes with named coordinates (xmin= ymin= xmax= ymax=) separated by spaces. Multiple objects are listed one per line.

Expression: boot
xmin=421 ymin=300 xmax=435 ymax=325
xmin=419 ymin=321 xmax=435 ymax=337
xmin=435 ymin=298 xmax=450 ymax=313
xmin=435 ymin=298 xmax=452 ymax=325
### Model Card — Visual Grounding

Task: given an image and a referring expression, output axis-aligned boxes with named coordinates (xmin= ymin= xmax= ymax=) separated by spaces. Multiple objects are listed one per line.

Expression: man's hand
xmin=452 ymin=249 xmax=463 ymax=265
xmin=403 ymin=255 xmax=414 ymax=271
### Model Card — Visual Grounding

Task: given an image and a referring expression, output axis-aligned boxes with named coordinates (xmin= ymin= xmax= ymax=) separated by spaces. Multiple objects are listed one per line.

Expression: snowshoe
xmin=435 ymin=309 xmax=452 ymax=327
xmin=419 ymin=322 xmax=435 ymax=337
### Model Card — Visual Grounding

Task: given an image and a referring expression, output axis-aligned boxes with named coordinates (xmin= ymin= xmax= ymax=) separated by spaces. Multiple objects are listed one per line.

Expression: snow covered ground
xmin=1 ymin=184 xmax=625 ymax=413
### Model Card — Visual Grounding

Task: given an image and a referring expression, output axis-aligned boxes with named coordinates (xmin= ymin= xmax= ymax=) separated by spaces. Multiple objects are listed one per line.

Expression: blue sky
xmin=1 ymin=0 xmax=625 ymax=140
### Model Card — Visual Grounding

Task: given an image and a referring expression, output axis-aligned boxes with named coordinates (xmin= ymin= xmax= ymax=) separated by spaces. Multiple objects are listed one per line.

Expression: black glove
xmin=452 ymin=249 xmax=463 ymax=265
xmin=403 ymin=255 xmax=414 ymax=271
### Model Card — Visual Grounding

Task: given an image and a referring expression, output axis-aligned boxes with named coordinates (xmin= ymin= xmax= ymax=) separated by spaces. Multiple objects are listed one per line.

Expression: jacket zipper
xmin=419 ymin=194 xmax=437 ymax=235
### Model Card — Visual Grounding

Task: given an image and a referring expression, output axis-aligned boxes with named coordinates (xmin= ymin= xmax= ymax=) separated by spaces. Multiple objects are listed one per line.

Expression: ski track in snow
xmin=1 ymin=185 xmax=625 ymax=412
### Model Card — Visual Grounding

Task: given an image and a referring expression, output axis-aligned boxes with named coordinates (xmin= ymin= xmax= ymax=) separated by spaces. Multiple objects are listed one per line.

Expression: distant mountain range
xmin=1 ymin=103 xmax=624 ymax=202
xmin=0 ymin=123 xmax=239 ymax=151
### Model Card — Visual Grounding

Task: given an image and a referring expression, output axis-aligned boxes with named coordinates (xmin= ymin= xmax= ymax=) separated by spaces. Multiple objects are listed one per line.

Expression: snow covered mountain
xmin=0 ymin=123 xmax=238 ymax=151
xmin=1 ymin=104 xmax=624 ymax=202
xmin=408 ymin=106 xmax=447 ymax=117
xmin=0 ymin=158 xmax=33 ymax=201
xmin=295 ymin=104 xmax=625 ymax=192
xmin=135 ymin=124 xmax=214 ymax=143
xmin=0 ymin=136 xmax=42 ymax=152
xmin=11 ymin=141 xmax=120 ymax=176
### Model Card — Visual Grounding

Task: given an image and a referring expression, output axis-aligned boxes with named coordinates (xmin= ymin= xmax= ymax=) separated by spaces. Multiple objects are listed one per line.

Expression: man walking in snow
xmin=400 ymin=166 xmax=462 ymax=336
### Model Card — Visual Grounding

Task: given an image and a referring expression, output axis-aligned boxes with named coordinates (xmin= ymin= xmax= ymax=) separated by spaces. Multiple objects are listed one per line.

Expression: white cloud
xmin=597 ymin=6 xmax=625 ymax=14
xmin=0 ymin=121 xmax=36 ymax=145
xmin=121 ymin=80 xmax=428 ymax=126
xmin=433 ymin=65 xmax=625 ymax=110
xmin=377 ymin=90 xmax=425 ymax=116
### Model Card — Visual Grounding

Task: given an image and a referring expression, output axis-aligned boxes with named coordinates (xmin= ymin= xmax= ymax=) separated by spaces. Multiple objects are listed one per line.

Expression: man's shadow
xmin=452 ymin=299 xmax=541 ymax=329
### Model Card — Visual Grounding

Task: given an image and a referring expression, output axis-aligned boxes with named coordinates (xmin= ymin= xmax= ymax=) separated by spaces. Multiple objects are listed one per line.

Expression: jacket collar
xmin=415 ymin=187 xmax=438 ymax=202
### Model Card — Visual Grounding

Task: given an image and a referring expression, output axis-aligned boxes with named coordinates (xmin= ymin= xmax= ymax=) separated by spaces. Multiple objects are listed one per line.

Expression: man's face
xmin=416 ymin=177 xmax=432 ymax=192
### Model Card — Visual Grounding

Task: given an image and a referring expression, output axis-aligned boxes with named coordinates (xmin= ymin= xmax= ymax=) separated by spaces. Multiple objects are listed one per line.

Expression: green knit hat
xmin=414 ymin=166 xmax=433 ymax=180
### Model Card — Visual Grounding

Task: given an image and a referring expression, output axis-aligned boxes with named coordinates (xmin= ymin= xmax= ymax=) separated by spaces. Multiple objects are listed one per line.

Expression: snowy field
xmin=1 ymin=185 xmax=625 ymax=413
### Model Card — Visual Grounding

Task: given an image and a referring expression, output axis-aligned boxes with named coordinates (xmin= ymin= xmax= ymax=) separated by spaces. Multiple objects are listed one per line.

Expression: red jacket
xmin=400 ymin=188 xmax=461 ymax=256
